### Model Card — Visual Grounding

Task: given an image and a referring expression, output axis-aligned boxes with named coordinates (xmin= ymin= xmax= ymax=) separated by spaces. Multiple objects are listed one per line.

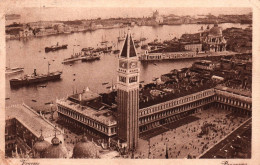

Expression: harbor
xmin=5 ymin=23 xmax=250 ymax=105
xmin=4 ymin=7 xmax=253 ymax=160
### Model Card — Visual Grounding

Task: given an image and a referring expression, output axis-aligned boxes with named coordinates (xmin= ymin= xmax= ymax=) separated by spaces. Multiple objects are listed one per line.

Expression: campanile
xmin=117 ymin=29 xmax=139 ymax=150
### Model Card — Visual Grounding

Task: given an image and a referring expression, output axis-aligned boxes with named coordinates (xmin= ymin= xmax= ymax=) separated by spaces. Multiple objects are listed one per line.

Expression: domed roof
xmin=43 ymin=144 xmax=68 ymax=158
xmin=51 ymin=136 xmax=60 ymax=145
xmin=33 ymin=135 xmax=51 ymax=152
xmin=33 ymin=130 xmax=51 ymax=153
xmin=209 ymin=24 xmax=222 ymax=36
xmin=43 ymin=136 xmax=68 ymax=158
xmin=72 ymin=136 xmax=100 ymax=158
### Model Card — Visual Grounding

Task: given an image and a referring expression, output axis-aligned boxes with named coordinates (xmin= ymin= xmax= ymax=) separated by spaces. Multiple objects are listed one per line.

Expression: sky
xmin=6 ymin=7 xmax=251 ymax=24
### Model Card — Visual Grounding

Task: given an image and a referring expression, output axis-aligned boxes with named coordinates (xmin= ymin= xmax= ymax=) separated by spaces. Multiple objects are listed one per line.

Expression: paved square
xmin=136 ymin=108 xmax=248 ymax=159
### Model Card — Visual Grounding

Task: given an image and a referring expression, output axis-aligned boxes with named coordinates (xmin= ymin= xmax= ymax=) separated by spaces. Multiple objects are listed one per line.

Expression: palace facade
xmin=5 ymin=104 xmax=64 ymax=158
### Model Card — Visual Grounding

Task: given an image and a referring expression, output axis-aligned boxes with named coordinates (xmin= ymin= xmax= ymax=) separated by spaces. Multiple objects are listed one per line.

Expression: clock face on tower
xmin=119 ymin=61 xmax=127 ymax=69
xmin=130 ymin=61 xmax=137 ymax=69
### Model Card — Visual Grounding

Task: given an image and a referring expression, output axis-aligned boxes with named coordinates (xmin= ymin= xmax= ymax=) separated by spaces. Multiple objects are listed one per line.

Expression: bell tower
xmin=117 ymin=29 xmax=139 ymax=151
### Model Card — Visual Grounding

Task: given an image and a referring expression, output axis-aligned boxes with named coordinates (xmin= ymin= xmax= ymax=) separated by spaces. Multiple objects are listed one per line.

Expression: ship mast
xmin=48 ymin=61 xmax=50 ymax=75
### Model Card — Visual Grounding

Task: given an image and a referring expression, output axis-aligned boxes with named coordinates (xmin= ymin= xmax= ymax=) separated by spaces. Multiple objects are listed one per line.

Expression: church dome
xmin=209 ymin=23 xmax=222 ymax=36
xmin=72 ymin=136 xmax=100 ymax=158
xmin=33 ymin=135 xmax=51 ymax=153
xmin=51 ymin=136 xmax=60 ymax=145
xmin=43 ymin=136 xmax=68 ymax=158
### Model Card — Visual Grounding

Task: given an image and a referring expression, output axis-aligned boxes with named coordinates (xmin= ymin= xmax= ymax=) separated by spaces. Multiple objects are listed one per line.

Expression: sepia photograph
xmin=0 ymin=0 xmax=259 ymax=164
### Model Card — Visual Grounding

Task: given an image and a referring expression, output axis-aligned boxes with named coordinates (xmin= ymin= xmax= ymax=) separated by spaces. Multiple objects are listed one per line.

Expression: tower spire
xmin=117 ymin=28 xmax=139 ymax=151
xmin=119 ymin=29 xmax=138 ymax=59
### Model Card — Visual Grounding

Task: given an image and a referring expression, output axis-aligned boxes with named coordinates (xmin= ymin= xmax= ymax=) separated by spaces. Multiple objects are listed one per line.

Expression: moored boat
xmin=45 ymin=42 xmax=68 ymax=53
xmin=62 ymin=52 xmax=84 ymax=64
xmin=10 ymin=69 xmax=62 ymax=87
xmin=10 ymin=62 xmax=62 ymax=87
xmin=81 ymin=53 xmax=101 ymax=62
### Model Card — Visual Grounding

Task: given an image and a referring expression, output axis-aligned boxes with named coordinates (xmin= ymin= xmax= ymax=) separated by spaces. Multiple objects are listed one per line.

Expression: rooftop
xmin=215 ymin=85 xmax=252 ymax=98
xmin=57 ymin=99 xmax=117 ymax=126
xmin=5 ymin=104 xmax=62 ymax=138
xmin=140 ymin=80 xmax=217 ymax=109
xmin=69 ymin=88 xmax=100 ymax=102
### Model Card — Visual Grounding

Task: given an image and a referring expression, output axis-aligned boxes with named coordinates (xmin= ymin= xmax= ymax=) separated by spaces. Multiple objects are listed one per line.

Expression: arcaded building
xmin=55 ymin=31 xmax=251 ymax=151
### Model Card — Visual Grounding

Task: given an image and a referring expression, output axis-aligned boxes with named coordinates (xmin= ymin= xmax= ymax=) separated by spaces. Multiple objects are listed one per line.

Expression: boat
xmin=38 ymin=84 xmax=47 ymax=88
xmin=102 ymin=45 xmax=112 ymax=53
xmin=135 ymin=44 xmax=140 ymax=48
xmin=81 ymin=53 xmax=101 ymax=62
xmin=141 ymin=45 xmax=148 ymax=49
xmin=100 ymin=35 xmax=108 ymax=45
xmin=45 ymin=101 xmax=53 ymax=105
xmin=62 ymin=52 xmax=84 ymax=64
xmin=45 ymin=42 xmax=68 ymax=53
xmin=5 ymin=67 xmax=24 ymax=75
xmin=82 ymin=47 xmax=94 ymax=52
xmin=117 ymin=30 xmax=125 ymax=42
xmin=134 ymin=40 xmax=141 ymax=44
xmin=140 ymin=37 xmax=147 ymax=41
xmin=93 ymin=48 xmax=105 ymax=53
xmin=10 ymin=62 xmax=62 ymax=87
xmin=113 ymin=41 xmax=120 ymax=54
xmin=140 ymin=31 xmax=147 ymax=41
xmin=113 ymin=50 xmax=120 ymax=54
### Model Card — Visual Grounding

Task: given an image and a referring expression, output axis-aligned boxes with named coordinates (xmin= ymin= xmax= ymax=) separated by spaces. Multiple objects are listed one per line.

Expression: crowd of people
xmin=136 ymin=107 xmax=248 ymax=159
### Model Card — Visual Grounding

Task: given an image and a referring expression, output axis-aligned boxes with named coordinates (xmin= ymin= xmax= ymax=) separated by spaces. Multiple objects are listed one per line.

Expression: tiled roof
xmin=5 ymin=104 xmax=61 ymax=138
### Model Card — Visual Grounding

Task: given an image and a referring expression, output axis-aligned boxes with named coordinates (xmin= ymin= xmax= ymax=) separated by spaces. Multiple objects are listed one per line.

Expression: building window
xmin=119 ymin=76 xmax=126 ymax=83
xmin=129 ymin=76 xmax=138 ymax=83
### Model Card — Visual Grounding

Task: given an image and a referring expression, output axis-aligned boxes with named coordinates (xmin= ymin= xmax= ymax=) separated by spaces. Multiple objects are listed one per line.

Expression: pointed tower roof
xmin=120 ymin=29 xmax=137 ymax=59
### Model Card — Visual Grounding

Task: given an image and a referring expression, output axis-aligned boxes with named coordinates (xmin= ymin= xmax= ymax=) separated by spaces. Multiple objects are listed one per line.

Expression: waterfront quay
xmin=5 ymin=11 xmax=251 ymax=40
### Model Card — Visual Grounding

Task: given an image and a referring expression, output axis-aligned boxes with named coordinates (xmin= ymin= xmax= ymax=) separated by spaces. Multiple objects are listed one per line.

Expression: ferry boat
xmin=10 ymin=66 xmax=62 ymax=87
xmin=45 ymin=42 xmax=68 ymax=53
xmin=5 ymin=67 xmax=24 ymax=75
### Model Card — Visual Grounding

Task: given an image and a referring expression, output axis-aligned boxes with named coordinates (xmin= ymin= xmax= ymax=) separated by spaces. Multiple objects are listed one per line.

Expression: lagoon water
xmin=5 ymin=23 xmax=249 ymax=109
